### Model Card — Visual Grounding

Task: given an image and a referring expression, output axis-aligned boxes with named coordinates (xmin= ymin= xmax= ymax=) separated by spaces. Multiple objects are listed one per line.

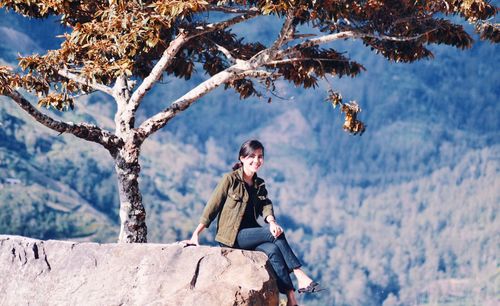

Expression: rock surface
xmin=0 ymin=235 xmax=279 ymax=306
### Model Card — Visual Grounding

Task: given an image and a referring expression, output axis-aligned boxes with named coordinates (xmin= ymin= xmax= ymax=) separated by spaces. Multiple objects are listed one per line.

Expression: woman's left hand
xmin=269 ymin=221 xmax=284 ymax=238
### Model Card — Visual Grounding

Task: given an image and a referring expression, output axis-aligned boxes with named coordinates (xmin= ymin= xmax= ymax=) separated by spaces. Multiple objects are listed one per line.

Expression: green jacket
xmin=199 ymin=167 xmax=275 ymax=247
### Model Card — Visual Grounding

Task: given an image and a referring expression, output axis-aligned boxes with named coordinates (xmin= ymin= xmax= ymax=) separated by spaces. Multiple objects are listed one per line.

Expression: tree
xmin=0 ymin=0 xmax=497 ymax=243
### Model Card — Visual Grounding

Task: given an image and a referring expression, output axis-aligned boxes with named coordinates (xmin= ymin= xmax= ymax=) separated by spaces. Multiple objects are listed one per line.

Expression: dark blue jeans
xmin=235 ymin=226 xmax=302 ymax=293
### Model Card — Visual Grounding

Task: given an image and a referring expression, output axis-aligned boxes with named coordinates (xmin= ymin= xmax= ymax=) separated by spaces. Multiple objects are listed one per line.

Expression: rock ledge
xmin=0 ymin=235 xmax=278 ymax=306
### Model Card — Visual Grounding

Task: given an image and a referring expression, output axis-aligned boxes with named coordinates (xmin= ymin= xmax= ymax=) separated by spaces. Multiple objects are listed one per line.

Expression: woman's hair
xmin=232 ymin=139 xmax=265 ymax=170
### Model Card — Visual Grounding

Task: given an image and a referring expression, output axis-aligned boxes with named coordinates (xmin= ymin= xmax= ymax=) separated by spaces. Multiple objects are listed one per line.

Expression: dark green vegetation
xmin=1 ymin=8 xmax=498 ymax=306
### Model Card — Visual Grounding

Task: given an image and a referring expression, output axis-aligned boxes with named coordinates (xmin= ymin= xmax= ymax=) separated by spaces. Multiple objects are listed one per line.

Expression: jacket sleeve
xmin=258 ymin=183 xmax=275 ymax=222
xmin=199 ymin=173 xmax=231 ymax=228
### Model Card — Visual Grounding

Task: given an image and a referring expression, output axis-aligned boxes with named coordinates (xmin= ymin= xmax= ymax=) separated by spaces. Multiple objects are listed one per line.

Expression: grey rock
xmin=0 ymin=235 xmax=279 ymax=306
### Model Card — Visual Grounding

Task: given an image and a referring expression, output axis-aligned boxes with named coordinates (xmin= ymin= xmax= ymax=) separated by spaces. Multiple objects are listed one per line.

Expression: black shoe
xmin=297 ymin=281 xmax=323 ymax=293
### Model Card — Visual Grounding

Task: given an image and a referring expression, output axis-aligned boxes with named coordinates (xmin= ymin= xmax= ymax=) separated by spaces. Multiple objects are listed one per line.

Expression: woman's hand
xmin=180 ymin=234 xmax=200 ymax=247
xmin=269 ymin=221 xmax=284 ymax=238
xmin=181 ymin=223 xmax=206 ymax=246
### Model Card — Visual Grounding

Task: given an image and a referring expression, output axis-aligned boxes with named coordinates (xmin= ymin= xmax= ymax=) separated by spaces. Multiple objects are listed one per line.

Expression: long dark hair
xmin=232 ymin=139 xmax=265 ymax=170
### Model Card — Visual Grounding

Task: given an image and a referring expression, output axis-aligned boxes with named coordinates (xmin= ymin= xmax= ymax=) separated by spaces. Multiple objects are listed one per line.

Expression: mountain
xmin=1 ymin=8 xmax=499 ymax=305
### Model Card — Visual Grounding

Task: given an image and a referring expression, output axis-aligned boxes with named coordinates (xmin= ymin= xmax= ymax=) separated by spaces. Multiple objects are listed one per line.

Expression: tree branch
xmin=191 ymin=9 xmax=260 ymax=38
xmin=3 ymin=89 xmax=122 ymax=151
xmin=292 ymin=30 xmax=437 ymax=50
xmin=206 ymin=5 xmax=259 ymax=14
xmin=58 ymin=69 xmax=113 ymax=96
xmin=251 ymin=11 xmax=296 ymax=65
xmin=271 ymin=12 xmax=296 ymax=51
xmin=128 ymin=32 xmax=189 ymax=111
xmin=210 ymin=40 xmax=238 ymax=64
xmin=134 ymin=26 xmax=432 ymax=139
xmin=267 ymin=57 xmax=352 ymax=65
xmin=128 ymin=11 xmax=261 ymax=114
xmin=292 ymin=31 xmax=358 ymax=49
xmin=133 ymin=13 xmax=436 ymax=140
xmin=136 ymin=65 xmax=270 ymax=139
xmin=242 ymin=69 xmax=278 ymax=79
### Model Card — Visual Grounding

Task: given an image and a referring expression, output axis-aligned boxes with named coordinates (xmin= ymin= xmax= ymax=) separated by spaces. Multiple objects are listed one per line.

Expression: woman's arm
xmin=186 ymin=223 xmax=206 ymax=246
xmin=199 ymin=174 xmax=231 ymax=227
xmin=182 ymin=174 xmax=231 ymax=246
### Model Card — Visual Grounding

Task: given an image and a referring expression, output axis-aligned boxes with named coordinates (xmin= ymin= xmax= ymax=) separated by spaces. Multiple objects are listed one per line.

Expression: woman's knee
xmin=253 ymin=228 xmax=274 ymax=243
xmin=256 ymin=242 xmax=281 ymax=257
xmin=263 ymin=227 xmax=276 ymax=241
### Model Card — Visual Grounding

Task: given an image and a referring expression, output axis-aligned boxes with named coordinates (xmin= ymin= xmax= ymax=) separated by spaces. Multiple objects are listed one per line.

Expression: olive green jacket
xmin=199 ymin=167 xmax=275 ymax=247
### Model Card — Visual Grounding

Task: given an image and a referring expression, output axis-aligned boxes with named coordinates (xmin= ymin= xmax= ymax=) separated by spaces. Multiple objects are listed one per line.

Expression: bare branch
xmin=133 ymin=24 xmax=434 ymax=139
xmin=128 ymin=32 xmax=189 ymax=111
xmin=364 ymin=30 xmax=438 ymax=42
xmin=58 ymin=69 xmax=113 ymax=96
xmin=192 ymin=10 xmax=260 ymax=38
xmin=442 ymin=0 xmax=450 ymax=12
xmin=135 ymin=28 xmax=426 ymax=139
xmin=293 ymin=30 xmax=437 ymax=50
xmin=251 ymin=11 xmax=296 ymax=65
xmin=212 ymin=41 xmax=238 ymax=64
xmin=136 ymin=65 xmax=271 ymax=138
xmin=292 ymin=33 xmax=317 ymax=40
xmin=3 ymin=89 xmax=122 ymax=151
xmin=128 ymin=11 xmax=261 ymax=113
xmin=267 ymin=57 xmax=351 ymax=65
xmin=132 ymin=13 xmax=437 ymax=140
xmin=207 ymin=5 xmax=259 ymax=14
xmin=271 ymin=12 xmax=296 ymax=50
xmin=243 ymin=69 xmax=279 ymax=79
xmin=292 ymin=31 xmax=357 ymax=49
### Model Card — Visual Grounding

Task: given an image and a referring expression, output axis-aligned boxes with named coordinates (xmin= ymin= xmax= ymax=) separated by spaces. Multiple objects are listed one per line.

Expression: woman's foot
xmin=297 ymin=281 xmax=322 ymax=293
xmin=293 ymin=268 xmax=314 ymax=289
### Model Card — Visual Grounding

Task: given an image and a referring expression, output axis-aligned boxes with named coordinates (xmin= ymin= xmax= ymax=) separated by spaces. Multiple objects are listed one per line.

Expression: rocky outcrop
xmin=0 ymin=235 xmax=279 ymax=306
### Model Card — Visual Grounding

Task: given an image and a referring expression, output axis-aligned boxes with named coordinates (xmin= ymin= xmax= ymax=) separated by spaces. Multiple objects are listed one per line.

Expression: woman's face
xmin=240 ymin=148 xmax=264 ymax=174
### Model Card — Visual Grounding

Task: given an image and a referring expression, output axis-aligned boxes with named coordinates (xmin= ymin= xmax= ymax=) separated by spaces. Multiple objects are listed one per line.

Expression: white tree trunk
xmin=113 ymin=76 xmax=147 ymax=243
xmin=114 ymin=144 xmax=147 ymax=243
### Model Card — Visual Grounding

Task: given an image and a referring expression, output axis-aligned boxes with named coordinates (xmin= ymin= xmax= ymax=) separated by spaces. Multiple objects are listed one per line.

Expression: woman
xmin=184 ymin=140 xmax=321 ymax=306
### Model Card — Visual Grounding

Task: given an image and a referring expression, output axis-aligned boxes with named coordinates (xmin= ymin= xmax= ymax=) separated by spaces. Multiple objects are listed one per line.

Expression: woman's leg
xmin=236 ymin=227 xmax=316 ymax=291
xmin=235 ymin=226 xmax=274 ymax=249
xmin=254 ymin=242 xmax=295 ymax=294
xmin=236 ymin=227 xmax=302 ymax=271
xmin=286 ymin=290 xmax=299 ymax=306
xmin=273 ymin=233 xmax=302 ymax=272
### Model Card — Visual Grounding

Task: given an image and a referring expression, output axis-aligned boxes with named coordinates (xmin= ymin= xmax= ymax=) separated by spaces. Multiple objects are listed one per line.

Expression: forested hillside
xmin=0 ymin=8 xmax=498 ymax=305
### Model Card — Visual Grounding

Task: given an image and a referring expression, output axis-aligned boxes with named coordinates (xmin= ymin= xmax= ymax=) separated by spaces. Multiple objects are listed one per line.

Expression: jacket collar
xmin=236 ymin=167 xmax=258 ymax=186
xmin=236 ymin=166 xmax=257 ymax=184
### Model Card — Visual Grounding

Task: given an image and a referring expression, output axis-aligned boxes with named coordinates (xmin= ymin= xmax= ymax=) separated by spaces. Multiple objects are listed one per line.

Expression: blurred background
xmin=0 ymin=8 xmax=498 ymax=306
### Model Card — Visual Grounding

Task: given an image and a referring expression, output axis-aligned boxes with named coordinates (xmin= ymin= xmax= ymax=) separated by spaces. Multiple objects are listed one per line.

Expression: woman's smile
xmin=241 ymin=148 xmax=264 ymax=174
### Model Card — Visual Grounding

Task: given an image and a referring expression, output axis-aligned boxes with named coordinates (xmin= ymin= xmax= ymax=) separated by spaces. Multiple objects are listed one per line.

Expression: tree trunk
xmin=111 ymin=75 xmax=147 ymax=243
xmin=114 ymin=145 xmax=147 ymax=243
